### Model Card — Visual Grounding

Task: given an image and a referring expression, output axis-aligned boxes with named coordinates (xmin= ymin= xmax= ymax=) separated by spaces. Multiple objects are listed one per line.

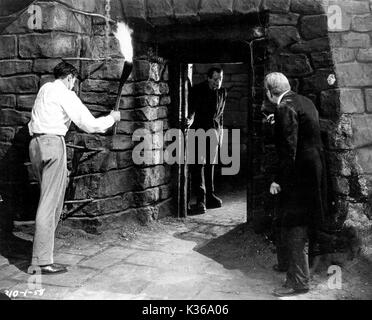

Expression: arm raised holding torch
xmin=113 ymin=22 xmax=134 ymax=135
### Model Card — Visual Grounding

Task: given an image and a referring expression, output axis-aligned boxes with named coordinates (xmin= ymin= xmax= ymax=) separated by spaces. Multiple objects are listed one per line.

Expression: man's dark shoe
xmin=273 ymin=286 xmax=309 ymax=297
xmin=273 ymin=264 xmax=288 ymax=273
xmin=192 ymin=202 xmax=207 ymax=215
xmin=206 ymin=193 xmax=222 ymax=209
xmin=29 ymin=263 xmax=68 ymax=275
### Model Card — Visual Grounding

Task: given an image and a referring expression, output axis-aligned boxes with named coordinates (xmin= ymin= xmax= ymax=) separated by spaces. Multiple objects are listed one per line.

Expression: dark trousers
xmin=192 ymin=164 xmax=215 ymax=204
xmin=276 ymin=226 xmax=310 ymax=290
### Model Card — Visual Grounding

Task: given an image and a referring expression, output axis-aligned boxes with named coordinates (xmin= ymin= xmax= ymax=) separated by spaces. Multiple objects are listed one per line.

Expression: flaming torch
xmin=113 ymin=22 xmax=134 ymax=135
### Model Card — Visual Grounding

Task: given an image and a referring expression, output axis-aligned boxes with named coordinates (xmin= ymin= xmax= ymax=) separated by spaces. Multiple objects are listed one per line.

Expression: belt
xmin=32 ymin=133 xmax=64 ymax=138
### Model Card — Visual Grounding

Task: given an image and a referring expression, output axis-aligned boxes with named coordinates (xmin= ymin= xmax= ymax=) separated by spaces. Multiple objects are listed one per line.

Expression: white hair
xmin=264 ymin=72 xmax=291 ymax=96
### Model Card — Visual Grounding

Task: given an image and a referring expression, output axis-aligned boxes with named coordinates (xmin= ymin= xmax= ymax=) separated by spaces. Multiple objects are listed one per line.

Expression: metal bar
xmin=65 ymin=143 xmax=104 ymax=152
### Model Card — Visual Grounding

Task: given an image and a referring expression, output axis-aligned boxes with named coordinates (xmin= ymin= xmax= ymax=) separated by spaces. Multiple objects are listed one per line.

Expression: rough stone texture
xmin=33 ymin=59 xmax=62 ymax=73
xmin=290 ymin=38 xmax=330 ymax=53
xmin=267 ymin=26 xmax=301 ymax=48
xmin=16 ymin=95 xmax=36 ymax=111
xmin=268 ymin=13 xmax=299 ymax=25
xmin=351 ymin=115 xmax=372 ymax=149
xmin=19 ymin=33 xmax=81 ymax=58
xmin=357 ymin=49 xmax=372 ymax=62
xmin=366 ymin=89 xmax=372 ymax=113
xmin=199 ymin=0 xmax=234 ymax=17
xmin=262 ymin=0 xmax=290 ymax=12
xmin=0 ymin=75 xmax=39 ymax=94
xmin=352 ymin=14 xmax=372 ymax=32
xmin=300 ymin=15 xmax=328 ymax=40
xmin=320 ymin=89 xmax=365 ymax=118
xmin=0 ymin=60 xmax=32 ymax=76
xmin=0 ymin=109 xmax=30 ymax=126
xmin=121 ymin=0 xmax=147 ymax=20
xmin=146 ymin=0 xmax=174 ymax=25
xmin=342 ymin=32 xmax=370 ymax=48
xmin=0 ymin=95 xmax=16 ymax=108
xmin=0 ymin=35 xmax=16 ymax=58
xmin=290 ymin=0 xmax=326 ymax=15
xmin=336 ymin=63 xmax=372 ymax=87
xmin=271 ymin=53 xmax=313 ymax=77
xmin=331 ymin=48 xmax=356 ymax=64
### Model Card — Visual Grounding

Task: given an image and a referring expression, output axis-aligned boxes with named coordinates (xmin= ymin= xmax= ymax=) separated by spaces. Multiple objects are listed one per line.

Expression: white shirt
xmin=28 ymin=79 xmax=115 ymax=136
xmin=277 ymin=90 xmax=290 ymax=106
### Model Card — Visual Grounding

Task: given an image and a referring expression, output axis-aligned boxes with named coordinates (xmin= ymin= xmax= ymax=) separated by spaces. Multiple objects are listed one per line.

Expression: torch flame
xmin=114 ymin=22 xmax=133 ymax=63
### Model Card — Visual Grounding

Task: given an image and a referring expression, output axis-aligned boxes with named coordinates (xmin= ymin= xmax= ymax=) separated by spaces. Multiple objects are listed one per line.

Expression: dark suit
xmin=273 ymin=91 xmax=328 ymax=290
xmin=188 ymin=81 xmax=227 ymax=204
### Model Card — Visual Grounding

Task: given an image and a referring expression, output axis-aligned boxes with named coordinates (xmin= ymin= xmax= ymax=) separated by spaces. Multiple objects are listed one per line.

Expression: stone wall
xmin=0 ymin=0 xmax=174 ymax=233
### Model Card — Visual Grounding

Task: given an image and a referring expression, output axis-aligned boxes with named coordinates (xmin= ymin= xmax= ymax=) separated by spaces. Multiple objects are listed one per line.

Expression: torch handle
xmin=113 ymin=61 xmax=133 ymax=135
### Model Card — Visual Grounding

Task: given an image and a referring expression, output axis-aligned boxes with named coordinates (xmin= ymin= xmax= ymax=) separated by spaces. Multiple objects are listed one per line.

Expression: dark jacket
xmin=274 ymin=91 xmax=328 ymax=230
xmin=189 ymin=81 xmax=227 ymax=137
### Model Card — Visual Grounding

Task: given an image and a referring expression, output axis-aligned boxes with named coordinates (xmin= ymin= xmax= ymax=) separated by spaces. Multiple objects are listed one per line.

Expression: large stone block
xmin=267 ymin=26 xmax=300 ymax=48
xmin=233 ymin=0 xmax=260 ymax=14
xmin=290 ymin=37 xmax=330 ymax=53
xmin=173 ymin=0 xmax=200 ymax=20
xmin=116 ymin=150 xmax=133 ymax=169
xmin=0 ymin=95 xmax=16 ymax=108
xmin=262 ymin=0 xmax=290 ymax=12
xmin=80 ymin=92 xmax=116 ymax=106
xmin=73 ymin=150 xmax=118 ymax=175
xmin=303 ymin=69 xmax=334 ymax=93
xmin=146 ymin=0 xmax=174 ymax=25
xmin=0 ymin=109 xmax=30 ymax=126
xmin=81 ymin=79 xmax=120 ymax=94
xmin=0 ymin=127 xmax=16 ymax=143
xmin=332 ymin=176 xmax=350 ymax=195
xmin=311 ymin=51 xmax=333 ymax=68
xmin=272 ymin=53 xmax=313 ymax=77
xmin=19 ymin=33 xmax=81 ymax=58
xmin=0 ymin=60 xmax=32 ymax=76
xmin=16 ymin=95 xmax=36 ymax=111
xmin=40 ymin=75 xmax=55 ymax=87
xmin=366 ymin=89 xmax=372 ymax=113
xmin=156 ymin=198 xmax=174 ymax=218
xmin=132 ymin=187 xmax=160 ymax=206
xmin=357 ymin=48 xmax=372 ymax=62
xmin=33 ymin=59 xmax=62 ymax=73
xmin=0 ymin=35 xmax=16 ymax=59
xmin=132 ymin=60 xmax=162 ymax=81
xmin=351 ymin=14 xmax=372 ymax=32
xmin=351 ymin=114 xmax=372 ymax=148
xmin=81 ymin=59 xmax=125 ymax=80
xmin=134 ymin=81 xmax=161 ymax=95
xmin=132 ymin=165 xmax=171 ymax=190
xmin=83 ymin=35 xmax=121 ymax=60
xmin=0 ymin=75 xmax=39 ymax=94
xmin=199 ymin=0 xmax=234 ymax=17
xmin=121 ymin=0 xmax=146 ymax=20
xmin=268 ymin=13 xmax=299 ymax=25
xmin=110 ymin=135 xmax=134 ymax=151
xmin=326 ymin=151 xmax=352 ymax=176
xmin=56 ymin=0 xmax=100 ymax=13
xmin=300 ymin=15 xmax=328 ymax=40
xmin=342 ymin=32 xmax=370 ymax=48
xmin=290 ymin=0 xmax=327 ymax=15
xmin=355 ymin=147 xmax=372 ymax=174
xmin=336 ymin=63 xmax=372 ymax=87
xmin=320 ymin=89 xmax=365 ymax=118
xmin=331 ymin=48 xmax=356 ymax=63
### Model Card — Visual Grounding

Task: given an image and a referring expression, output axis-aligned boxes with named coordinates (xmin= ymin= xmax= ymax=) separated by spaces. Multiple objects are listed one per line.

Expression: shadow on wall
xmin=0 ymin=126 xmax=37 ymax=232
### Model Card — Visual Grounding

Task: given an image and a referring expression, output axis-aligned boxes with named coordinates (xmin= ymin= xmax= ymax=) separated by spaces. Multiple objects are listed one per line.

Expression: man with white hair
xmin=264 ymin=72 xmax=328 ymax=297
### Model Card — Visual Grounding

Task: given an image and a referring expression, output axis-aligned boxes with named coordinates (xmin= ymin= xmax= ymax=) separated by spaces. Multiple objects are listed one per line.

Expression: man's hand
xmin=110 ymin=110 xmax=121 ymax=122
xmin=270 ymin=182 xmax=281 ymax=195
xmin=184 ymin=116 xmax=194 ymax=128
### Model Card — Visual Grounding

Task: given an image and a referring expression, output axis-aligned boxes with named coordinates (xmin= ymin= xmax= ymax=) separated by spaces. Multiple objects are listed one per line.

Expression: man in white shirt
xmin=28 ymin=62 xmax=121 ymax=274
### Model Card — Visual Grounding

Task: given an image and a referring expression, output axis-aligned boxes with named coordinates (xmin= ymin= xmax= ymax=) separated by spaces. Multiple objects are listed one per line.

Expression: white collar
xmin=277 ymin=90 xmax=290 ymax=106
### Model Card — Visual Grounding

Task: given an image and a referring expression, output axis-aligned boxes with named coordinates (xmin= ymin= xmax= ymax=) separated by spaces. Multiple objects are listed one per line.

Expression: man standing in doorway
xmin=264 ymin=72 xmax=328 ymax=297
xmin=186 ymin=67 xmax=227 ymax=215
xmin=28 ymin=62 xmax=121 ymax=274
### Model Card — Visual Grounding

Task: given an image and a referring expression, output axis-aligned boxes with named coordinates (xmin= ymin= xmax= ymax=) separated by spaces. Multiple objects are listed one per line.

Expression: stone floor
xmin=0 ymin=188 xmax=371 ymax=300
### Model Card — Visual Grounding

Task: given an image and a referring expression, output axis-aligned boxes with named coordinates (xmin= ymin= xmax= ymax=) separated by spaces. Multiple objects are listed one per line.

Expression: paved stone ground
xmin=0 ymin=188 xmax=371 ymax=300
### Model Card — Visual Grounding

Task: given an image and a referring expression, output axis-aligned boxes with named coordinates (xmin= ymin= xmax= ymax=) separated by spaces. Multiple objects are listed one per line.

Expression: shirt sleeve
xmin=61 ymin=91 xmax=115 ymax=134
